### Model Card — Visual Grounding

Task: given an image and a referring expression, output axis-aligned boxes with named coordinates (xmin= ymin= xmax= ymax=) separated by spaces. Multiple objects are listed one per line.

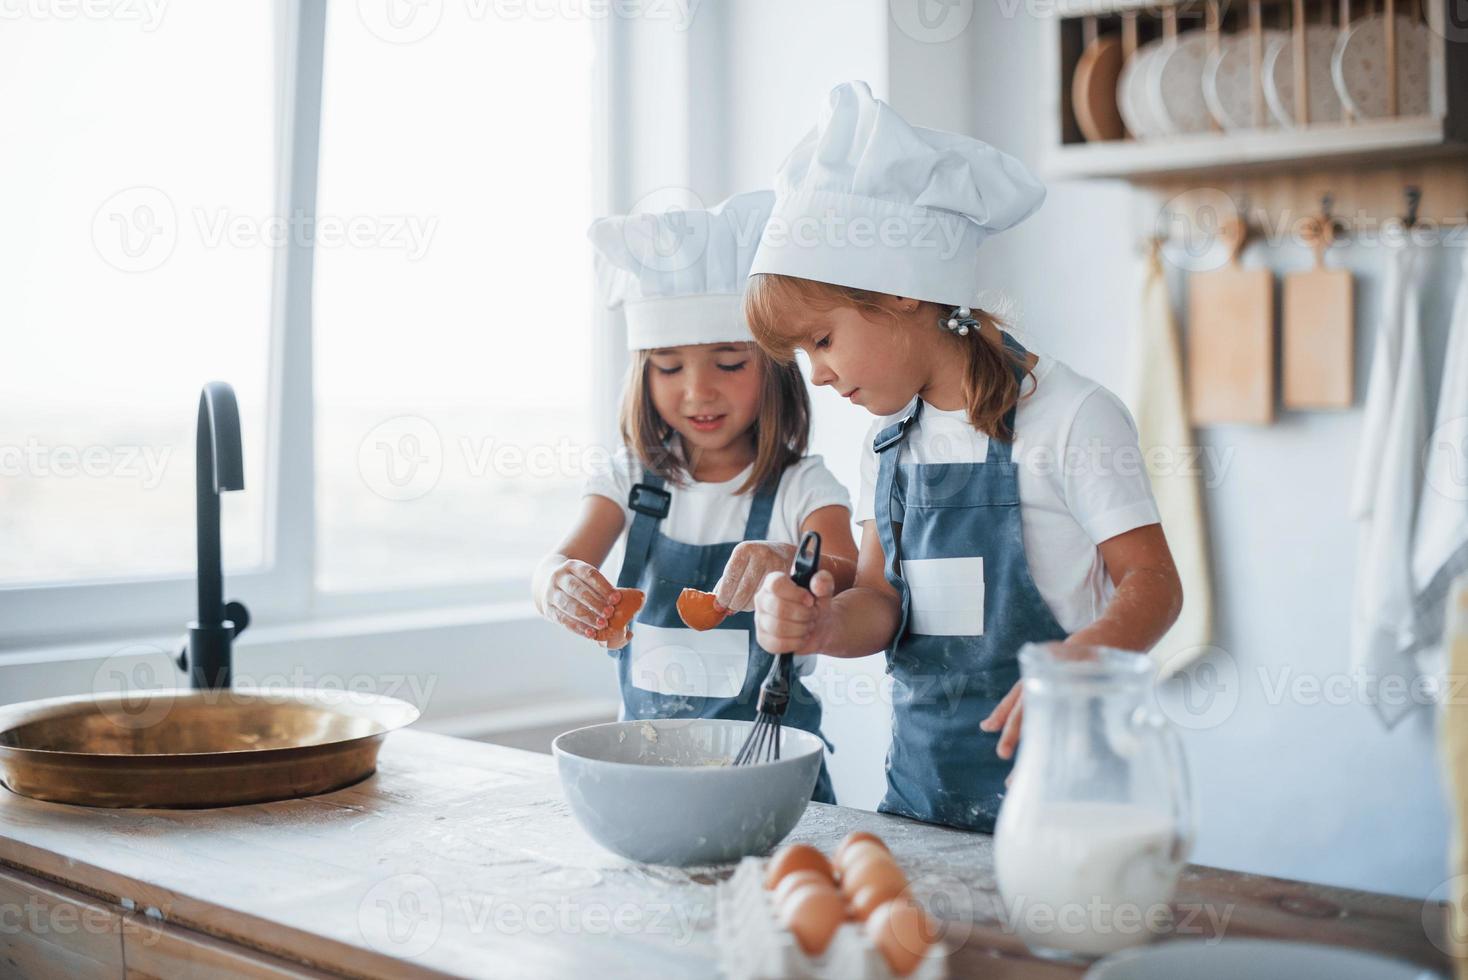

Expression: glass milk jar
xmin=994 ymin=643 xmax=1194 ymax=961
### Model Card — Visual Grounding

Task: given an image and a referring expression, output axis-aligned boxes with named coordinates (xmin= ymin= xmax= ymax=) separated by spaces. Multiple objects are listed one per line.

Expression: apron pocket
xmin=628 ymin=623 xmax=750 ymax=698
xmin=901 ymin=556 xmax=985 ymax=636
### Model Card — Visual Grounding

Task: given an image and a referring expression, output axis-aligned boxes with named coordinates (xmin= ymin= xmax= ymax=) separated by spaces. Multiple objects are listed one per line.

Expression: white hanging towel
xmin=1412 ymin=247 xmax=1468 ymax=673
xmin=1350 ymin=239 xmax=1429 ymax=728
xmin=1128 ymin=243 xmax=1214 ymax=677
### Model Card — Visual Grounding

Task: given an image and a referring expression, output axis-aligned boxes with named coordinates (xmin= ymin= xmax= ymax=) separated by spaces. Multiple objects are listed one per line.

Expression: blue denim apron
xmin=612 ymin=469 xmax=836 ymax=804
xmin=872 ymin=332 xmax=1068 ymax=831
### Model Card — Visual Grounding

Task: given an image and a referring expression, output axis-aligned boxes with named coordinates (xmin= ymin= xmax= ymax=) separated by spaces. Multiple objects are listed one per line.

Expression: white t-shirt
xmin=856 ymin=353 xmax=1160 ymax=634
xmin=587 ymin=449 xmax=852 ymax=548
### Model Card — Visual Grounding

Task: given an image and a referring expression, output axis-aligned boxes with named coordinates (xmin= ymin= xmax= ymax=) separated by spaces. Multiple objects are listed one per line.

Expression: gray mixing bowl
xmin=553 ymin=718 xmax=823 ymax=866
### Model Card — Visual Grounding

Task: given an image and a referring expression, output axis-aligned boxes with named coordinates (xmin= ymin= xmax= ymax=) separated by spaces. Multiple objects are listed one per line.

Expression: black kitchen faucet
xmin=175 ymin=382 xmax=250 ymax=690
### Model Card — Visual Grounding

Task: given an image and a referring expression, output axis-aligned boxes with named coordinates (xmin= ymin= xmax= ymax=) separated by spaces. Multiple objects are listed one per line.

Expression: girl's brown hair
xmin=619 ymin=346 xmax=811 ymax=495
xmin=745 ymin=274 xmax=1031 ymax=442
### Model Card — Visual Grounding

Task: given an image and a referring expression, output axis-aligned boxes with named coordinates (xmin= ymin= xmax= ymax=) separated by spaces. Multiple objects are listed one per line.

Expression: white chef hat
xmin=749 ymin=81 xmax=1046 ymax=308
xmin=589 ymin=189 xmax=774 ymax=350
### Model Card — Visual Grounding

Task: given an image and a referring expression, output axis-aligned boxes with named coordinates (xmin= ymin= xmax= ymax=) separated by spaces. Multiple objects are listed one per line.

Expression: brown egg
xmin=834 ymin=840 xmax=891 ymax=876
xmin=848 ymin=879 xmax=905 ymax=921
xmin=834 ymin=830 xmax=888 ymax=867
xmin=866 ymin=899 xmax=938 ymax=977
xmin=839 ymin=853 xmax=907 ymax=900
xmin=780 ymin=884 xmax=846 ymax=957
xmin=764 ymin=843 xmax=834 ymax=891
xmin=773 ymin=869 xmax=837 ymax=909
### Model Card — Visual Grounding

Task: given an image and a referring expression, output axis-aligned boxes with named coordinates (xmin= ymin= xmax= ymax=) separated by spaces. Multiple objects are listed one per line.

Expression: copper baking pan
xmin=0 ymin=688 xmax=420 ymax=808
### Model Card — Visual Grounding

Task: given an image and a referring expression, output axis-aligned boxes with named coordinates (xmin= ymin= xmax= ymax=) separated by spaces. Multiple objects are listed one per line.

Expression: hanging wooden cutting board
xmin=1282 ymin=215 xmax=1354 ymax=408
xmin=1187 ymin=218 xmax=1276 ymax=424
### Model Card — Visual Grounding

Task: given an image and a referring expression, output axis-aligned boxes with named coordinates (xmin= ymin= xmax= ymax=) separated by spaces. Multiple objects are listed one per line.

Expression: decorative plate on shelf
xmin=1204 ymin=30 xmax=1288 ymax=130
xmin=1332 ymin=14 xmax=1431 ymax=119
xmin=1150 ymin=30 xmax=1216 ymax=135
xmin=1263 ymin=23 xmax=1345 ymax=128
xmin=1117 ymin=38 xmax=1170 ymax=139
xmin=1073 ymin=33 xmax=1127 ymax=142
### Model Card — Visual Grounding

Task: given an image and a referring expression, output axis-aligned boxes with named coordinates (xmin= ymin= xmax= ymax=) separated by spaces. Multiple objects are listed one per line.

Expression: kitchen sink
xmin=0 ymin=687 xmax=419 ymax=808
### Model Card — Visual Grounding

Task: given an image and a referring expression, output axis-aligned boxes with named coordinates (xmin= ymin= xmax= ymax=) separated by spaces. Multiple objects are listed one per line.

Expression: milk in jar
xmin=993 ymin=643 xmax=1194 ymax=961
xmin=995 ymin=800 xmax=1180 ymax=956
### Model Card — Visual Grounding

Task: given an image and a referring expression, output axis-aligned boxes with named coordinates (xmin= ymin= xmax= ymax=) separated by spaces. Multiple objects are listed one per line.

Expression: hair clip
xmin=942 ymin=306 xmax=977 ymax=337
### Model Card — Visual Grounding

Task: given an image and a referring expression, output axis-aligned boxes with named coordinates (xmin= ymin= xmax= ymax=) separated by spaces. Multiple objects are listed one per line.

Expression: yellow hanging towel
xmin=1128 ymin=241 xmax=1215 ymax=677
xmin=1441 ymin=575 xmax=1468 ymax=979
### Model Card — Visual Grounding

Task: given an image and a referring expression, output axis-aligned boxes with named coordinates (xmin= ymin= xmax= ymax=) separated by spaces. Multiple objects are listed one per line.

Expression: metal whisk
xmin=733 ymin=530 xmax=821 ymax=766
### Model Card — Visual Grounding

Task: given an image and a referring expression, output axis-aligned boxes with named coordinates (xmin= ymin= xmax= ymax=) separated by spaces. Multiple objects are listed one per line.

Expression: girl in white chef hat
xmin=746 ymin=83 xmax=1183 ymax=832
xmin=532 ymin=189 xmax=857 ymax=803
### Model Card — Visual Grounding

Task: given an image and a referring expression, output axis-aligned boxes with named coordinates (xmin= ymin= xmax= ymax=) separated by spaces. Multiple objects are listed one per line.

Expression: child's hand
xmin=754 ymin=568 xmax=837 ymax=655
xmin=541 ymin=558 xmax=622 ymax=643
xmin=980 ymin=681 xmax=1024 ymax=768
xmin=713 ymin=541 xmax=796 ymax=614
xmin=594 ymin=621 xmax=633 ymax=650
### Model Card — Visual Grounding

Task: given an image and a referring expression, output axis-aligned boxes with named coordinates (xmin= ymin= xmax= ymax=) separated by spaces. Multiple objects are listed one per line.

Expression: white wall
xmin=708 ymin=0 xmax=1459 ymax=899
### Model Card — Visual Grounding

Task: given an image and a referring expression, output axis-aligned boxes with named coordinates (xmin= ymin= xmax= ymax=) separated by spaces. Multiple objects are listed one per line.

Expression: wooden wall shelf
xmin=1046 ymin=115 xmax=1459 ymax=179
xmin=1042 ymin=0 xmax=1468 ymax=185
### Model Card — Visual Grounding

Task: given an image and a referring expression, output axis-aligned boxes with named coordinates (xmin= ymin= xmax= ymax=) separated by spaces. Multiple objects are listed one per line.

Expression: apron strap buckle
xmin=873 ymin=413 xmax=917 ymax=454
xmin=628 ymin=482 xmax=672 ymax=519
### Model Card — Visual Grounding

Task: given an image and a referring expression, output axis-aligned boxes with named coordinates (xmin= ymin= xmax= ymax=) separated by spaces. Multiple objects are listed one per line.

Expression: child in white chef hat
xmin=532 ymin=189 xmax=857 ymax=803
xmin=746 ymin=82 xmax=1182 ymax=832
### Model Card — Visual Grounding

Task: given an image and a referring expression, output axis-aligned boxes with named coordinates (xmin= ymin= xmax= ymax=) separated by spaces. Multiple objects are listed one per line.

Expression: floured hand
xmin=541 ymin=558 xmax=625 ymax=645
xmin=712 ymin=541 xmax=795 ymax=614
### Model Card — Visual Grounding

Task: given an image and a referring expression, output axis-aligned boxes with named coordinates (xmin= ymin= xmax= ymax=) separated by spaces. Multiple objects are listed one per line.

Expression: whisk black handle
xmin=790 ymin=530 xmax=821 ymax=593
xmin=755 ymin=531 xmax=823 ymax=708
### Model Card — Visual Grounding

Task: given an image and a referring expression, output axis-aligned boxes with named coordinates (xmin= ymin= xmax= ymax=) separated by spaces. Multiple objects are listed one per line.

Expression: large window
xmin=1 ymin=2 xmax=598 ymax=642
xmin=0 ymin=6 xmax=275 ymax=586
xmin=313 ymin=2 xmax=595 ymax=593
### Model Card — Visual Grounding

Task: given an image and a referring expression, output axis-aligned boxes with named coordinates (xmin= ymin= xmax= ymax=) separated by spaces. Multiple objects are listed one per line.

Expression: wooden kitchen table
xmin=0 ymin=730 xmax=1452 ymax=978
